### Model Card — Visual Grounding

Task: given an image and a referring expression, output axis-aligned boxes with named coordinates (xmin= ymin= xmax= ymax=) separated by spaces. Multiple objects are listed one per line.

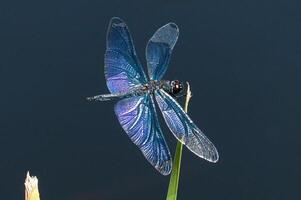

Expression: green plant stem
xmin=166 ymin=82 xmax=192 ymax=200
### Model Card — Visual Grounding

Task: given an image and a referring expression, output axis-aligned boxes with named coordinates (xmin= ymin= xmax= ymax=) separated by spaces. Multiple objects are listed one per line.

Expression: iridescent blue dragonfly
xmin=88 ymin=17 xmax=218 ymax=175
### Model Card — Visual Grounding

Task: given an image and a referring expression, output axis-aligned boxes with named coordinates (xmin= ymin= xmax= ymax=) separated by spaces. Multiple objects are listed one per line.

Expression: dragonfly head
xmin=170 ymin=80 xmax=184 ymax=95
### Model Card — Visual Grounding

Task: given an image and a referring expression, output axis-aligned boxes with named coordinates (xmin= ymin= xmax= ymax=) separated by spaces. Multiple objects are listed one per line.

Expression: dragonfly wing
xmin=146 ymin=22 xmax=179 ymax=80
xmin=114 ymin=94 xmax=172 ymax=175
xmin=105 ymin=17 xmax=147 ymax=94
xmin=155 ymin=90 xmax=219 ymax=162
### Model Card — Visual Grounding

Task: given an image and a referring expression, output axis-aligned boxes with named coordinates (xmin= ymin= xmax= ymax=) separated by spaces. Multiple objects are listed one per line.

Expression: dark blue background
xmin=1 ymin=0 xmax=301 ymax=199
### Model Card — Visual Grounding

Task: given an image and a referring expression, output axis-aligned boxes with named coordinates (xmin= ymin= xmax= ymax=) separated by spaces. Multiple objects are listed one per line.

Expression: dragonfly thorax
xmin=141 ymin=80 xmax=162 ymax=93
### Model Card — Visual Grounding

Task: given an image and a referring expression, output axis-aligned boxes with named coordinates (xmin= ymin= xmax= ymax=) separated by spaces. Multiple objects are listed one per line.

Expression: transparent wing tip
xmin=167 ymin=22 xmax=179 ymax=32
xmin=208 ymin=151 xmax=219 ymax=163
xmin=200 ymin=148 xmax=219 ymax=163
xmin=155 ymin=159 xmax=172 ymax=176
xmin=185 ymin=139 xmax=219 ymax=163
xmin=149 ymin=22 xmax=179 ymax=49
xmin=110 ymin=17 xmax=125 ymax=26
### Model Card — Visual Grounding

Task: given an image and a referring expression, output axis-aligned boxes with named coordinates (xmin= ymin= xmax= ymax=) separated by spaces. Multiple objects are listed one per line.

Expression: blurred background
xmin=1 ymin=0 xmax=301 ymax=199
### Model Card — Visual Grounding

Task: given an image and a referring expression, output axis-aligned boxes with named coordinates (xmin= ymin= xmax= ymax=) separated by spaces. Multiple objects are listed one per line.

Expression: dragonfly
xmin=87 ymin=17 xmax=219 ymax=175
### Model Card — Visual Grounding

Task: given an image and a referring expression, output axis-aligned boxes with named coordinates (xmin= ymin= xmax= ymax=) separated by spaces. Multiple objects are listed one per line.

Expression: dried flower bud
xmin=25 ymin=171 xmax=40 ymax=200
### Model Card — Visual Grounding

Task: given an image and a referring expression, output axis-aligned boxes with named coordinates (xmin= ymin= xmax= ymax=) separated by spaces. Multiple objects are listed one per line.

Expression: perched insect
xmin=88 ymin=17 xmax=219 ymax=175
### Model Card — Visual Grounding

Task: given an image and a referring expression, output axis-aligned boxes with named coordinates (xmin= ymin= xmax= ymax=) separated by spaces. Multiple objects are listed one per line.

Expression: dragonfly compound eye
xmin=171 ymin=80 xmax=183 ymax=94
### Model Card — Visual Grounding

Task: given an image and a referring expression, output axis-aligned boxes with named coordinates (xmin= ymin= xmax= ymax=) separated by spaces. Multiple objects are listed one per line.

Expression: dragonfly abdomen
xmin=87 ymin=86 xmax=147 ymax=101
xmin=86 ymin=93 xmax=125 ymax=101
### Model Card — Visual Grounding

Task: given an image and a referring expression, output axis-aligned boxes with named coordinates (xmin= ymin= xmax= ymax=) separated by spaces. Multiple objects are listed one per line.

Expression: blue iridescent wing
xmin=146 ymin=23 xmax=179 ymax=80
xmin=155 ymin=90 xmax=219 ymax=162
xmin=105 ymin=17 xmax=148 ymax=94
xmin=114 ymin=94 xmax=172 ymax=175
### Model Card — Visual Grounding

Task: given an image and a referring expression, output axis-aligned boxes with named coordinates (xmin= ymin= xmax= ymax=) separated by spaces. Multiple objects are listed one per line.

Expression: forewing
xmin=146 ymin=23 xmax=179 ymax=80
xmin=105 ymin=17 xmax=147 ymax=94
xmin=155 ymin=90 xmax=219 ymax=162
xmin=114 ymin=94 xmax=172 ymax=175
